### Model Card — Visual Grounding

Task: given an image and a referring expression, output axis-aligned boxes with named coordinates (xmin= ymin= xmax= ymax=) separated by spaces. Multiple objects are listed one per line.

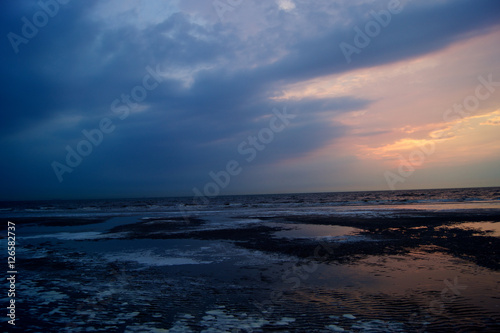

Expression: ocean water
xmin=1 ymin=187 xmax=499 ymax=332
xmin=2 ymin=186 xmax=500 ymax=218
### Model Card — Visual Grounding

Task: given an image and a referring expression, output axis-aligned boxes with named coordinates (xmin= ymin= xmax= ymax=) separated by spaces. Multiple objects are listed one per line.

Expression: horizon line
xmin=1 ymin=185 xmax=499 ymax=203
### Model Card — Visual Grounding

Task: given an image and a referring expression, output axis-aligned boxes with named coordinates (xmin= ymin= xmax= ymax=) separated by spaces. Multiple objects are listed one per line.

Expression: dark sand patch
xmin=97 ymin=210 xmax=500 ymax=270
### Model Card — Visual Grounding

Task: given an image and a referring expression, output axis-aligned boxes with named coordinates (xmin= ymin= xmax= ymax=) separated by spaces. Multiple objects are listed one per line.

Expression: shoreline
xmin=5 ymin=208 xmax=500 ymax=332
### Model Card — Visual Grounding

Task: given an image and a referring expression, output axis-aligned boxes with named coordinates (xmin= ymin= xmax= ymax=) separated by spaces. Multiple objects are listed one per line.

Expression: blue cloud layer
xmin=1 ymin=0 xmax=499 ymax=199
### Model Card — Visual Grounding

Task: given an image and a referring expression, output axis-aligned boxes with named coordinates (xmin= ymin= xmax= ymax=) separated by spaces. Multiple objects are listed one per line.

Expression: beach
xmin=2 ymin=188 xmax=500 ymax=332
xmin=3 ymin=0 xmax=500 ymax=331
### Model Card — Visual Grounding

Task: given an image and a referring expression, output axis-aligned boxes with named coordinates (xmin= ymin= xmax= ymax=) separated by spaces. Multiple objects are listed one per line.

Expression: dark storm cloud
xmin=0 ymin=2 xmax=228 ymax=135
xmin=257 ymin=0 xmax=500 ymax=81
xmin=1 ymin=0 xmax=499 ymax=199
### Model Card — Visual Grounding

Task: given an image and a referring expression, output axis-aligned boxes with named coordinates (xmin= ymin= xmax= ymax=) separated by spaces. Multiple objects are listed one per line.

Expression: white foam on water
xmin=275 ymin=317 xmax=296 ymax=325
xmin=97 ymin=241 xmax=289 ymax=270
xmin=167 ymin=307 xmax=302 ymax=332
xmin=198 ymin=306 xmax=269 ymax=332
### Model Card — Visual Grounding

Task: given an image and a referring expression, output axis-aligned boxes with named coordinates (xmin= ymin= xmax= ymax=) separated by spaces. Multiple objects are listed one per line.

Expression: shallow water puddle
xmin=273 ymin=246 xmax=500 ymax=331
xmin=266 ymin=222 xmax=365 ymax=241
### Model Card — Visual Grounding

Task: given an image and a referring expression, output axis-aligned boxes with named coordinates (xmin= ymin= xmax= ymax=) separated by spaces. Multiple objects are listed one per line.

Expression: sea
xmin=2 ymin=186 xmax=500 ymax=218
xmin=1 ymin=187 xmax=499 ymax=332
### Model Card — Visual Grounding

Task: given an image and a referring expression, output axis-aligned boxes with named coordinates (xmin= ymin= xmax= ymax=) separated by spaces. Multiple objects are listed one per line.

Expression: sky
xmin=1 ymin=0 xmax=500 ymax=201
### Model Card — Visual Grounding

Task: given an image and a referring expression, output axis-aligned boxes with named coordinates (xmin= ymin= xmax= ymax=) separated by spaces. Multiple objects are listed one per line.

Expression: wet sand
xmin=6 ymin=209 xmax=500 ymax=332
xmin=105 ymin=209 xmax=500 ymax=270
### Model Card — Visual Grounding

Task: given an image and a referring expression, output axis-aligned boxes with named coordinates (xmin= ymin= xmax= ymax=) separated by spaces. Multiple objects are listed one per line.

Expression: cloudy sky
xmin=1 ymin=0 xmax=499 ymax=200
